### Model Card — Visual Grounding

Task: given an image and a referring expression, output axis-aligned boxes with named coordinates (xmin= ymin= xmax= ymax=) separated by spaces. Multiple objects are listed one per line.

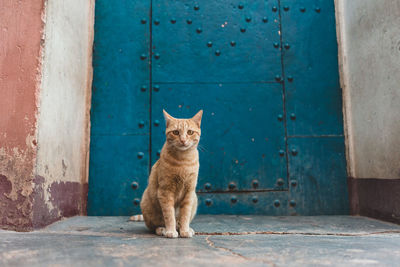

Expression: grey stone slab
xmin=43 ymin=216 xmax=150 ymax=237
xmin=43 ymin=215 xmax=400 ymax=235
xmin=0 ymin=233 xmax=249 ymax=267
xmin=209 ymin=234 xmax=400 ymax=267
xmin=193 ymin=215 xmax=400 ymax=235
xmin=1 ymin=216 xmax=400 ymax=267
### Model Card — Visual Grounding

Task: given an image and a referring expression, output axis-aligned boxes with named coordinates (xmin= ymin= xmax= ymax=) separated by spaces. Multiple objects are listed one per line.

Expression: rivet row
xmin=201 ymin=179 xmax=292 ymax=191
xmin=136 ymin=148 xmax=297 ymax=159
xmin=142 ymin=5 xmax=321 ymax=26
xmin=149 ymin=16 xmax=270 ymax=25
xmin=277 ymin=112 xmax=298 ymax=121
xmin=140 ymin=77 xmax=291 ymax=95
xmin=201 ymin=198 xmax=298 ymax=207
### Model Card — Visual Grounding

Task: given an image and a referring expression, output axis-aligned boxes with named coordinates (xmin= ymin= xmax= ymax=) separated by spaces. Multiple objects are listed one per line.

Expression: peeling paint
xmin=0 ymin=0 xmax=45 ymax=231
xmin=0 ymin=148 xmax=34 ymax=201
xmin=0 ymin=148 xmax=35 ymax=231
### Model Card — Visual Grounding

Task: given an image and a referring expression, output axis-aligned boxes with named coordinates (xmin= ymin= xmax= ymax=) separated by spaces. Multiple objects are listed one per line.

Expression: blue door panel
xmin=88 ymin=0 xmax=349 ymax=216
xmin=87 ymin=0 xmax=151 ymax=215
xmin=152 ymin=0 xmax=282 ymax=83
xmin=90 ymin=0 xmax=151 ymax=135
xmin=288 ymin=137 xmax=349 ymax=215
xmin=281 ymin=0 xmax=344 ymax=136
xmin=87 ymin=135 xmax=149 ymax=215
xmin=151 ymin=83 xmax=288 ymax=192
xmin=91 ymin=78 xmax=150 ymax=135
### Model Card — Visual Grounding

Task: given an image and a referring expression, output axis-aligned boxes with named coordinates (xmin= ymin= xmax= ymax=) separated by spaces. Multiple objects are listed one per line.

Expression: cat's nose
xmin=181 ymin=140 xmax=189 ymax=146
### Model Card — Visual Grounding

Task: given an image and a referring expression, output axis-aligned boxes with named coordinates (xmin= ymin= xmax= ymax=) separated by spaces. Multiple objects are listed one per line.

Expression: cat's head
xmin=163 ymin=109 xmax=203 ymax=151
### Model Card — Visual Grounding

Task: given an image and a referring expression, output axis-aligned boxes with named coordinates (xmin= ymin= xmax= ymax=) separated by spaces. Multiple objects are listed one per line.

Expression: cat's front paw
xmin=179 ymin=228 xmax=195 ymax=238
xmin=164 ymin=229 xmax=179 ymax=238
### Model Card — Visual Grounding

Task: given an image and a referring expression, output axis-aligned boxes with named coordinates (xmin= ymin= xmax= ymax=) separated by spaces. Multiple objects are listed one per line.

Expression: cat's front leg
xmin=158 ymin=190 xmax=178 ymax=238
xmin=178 ymin=192 xmax=196 ymax=238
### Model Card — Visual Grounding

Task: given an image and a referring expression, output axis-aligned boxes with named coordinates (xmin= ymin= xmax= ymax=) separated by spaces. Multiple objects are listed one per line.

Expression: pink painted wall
xmin=0 ymin=0 xmax=45 ymax=231
xmin=0 ymin=0 xmax=43 ymax=148
xmin=0 ymin=0 xmax=94 ymax=231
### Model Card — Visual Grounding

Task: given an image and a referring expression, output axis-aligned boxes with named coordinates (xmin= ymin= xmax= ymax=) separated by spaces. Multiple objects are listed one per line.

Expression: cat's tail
xmin=129 ymin=214 xmax=144 ymax=221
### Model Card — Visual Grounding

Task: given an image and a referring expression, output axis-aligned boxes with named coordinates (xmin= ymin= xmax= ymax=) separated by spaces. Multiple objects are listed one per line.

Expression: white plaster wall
xmin=35 ymin=0 xmax=94 ymax=197
xmin=336 ymin=0 xmax=400 ymax=179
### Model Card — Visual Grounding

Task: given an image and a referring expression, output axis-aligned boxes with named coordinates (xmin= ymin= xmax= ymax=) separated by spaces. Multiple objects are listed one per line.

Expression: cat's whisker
xmin=197 ymin=144 xmax=208 ymax=153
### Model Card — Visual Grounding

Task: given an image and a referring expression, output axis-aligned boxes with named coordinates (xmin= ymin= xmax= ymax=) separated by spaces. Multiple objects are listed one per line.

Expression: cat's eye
xmin=187 ymin=130 xmax=194 ymax=135
xmin=172 ymin=130 xmax=180 ymax=135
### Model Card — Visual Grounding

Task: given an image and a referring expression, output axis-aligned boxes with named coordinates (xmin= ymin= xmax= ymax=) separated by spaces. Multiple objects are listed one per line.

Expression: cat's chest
xmin=169 ymin=168 xmax=198 ymax=191
xmin=162 ymin=158 xmax=199 ymax=176
xmin=163 ymin=164 xmax=198 ymax=190
xmin=172 ymin=164 xmax=198 ymax=178
xmin=172 ymin=173 xmax=196 ymax=202
xmin=159 ymin=156 xmax=199 ymax=188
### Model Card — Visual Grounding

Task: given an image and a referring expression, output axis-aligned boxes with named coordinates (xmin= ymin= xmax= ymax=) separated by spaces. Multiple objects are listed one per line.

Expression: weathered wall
xmin=336 ymin=0 xmax=400 ymax=223
xmin=33 ymin=0 xmax=94 ymax=228
xmin=0 ymin=0 xmax=45 ymax=231
xmin=0 ymin=0 xmax=94 ymax=231
xmin=336 ymin=0 xmax=400 ymax=179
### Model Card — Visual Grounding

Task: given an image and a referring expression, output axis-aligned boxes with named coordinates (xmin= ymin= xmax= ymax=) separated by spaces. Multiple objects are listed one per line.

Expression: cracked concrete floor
xmin=1 ymin=216 xmax=400 ymax=267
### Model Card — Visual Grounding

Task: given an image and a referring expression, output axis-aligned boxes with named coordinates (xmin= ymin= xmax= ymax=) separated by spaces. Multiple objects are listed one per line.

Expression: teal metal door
xmin=88 ymin=0 xmax=349 ymax=216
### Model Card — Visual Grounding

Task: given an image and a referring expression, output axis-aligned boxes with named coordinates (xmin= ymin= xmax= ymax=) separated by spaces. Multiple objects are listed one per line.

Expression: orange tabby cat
xmin=139 ymin=109 xmax=203 ymax=238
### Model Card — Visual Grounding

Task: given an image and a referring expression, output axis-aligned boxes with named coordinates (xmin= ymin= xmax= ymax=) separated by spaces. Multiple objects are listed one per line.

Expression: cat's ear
xmin=191 ymin=110 xmax=203 ymax=127
xmin=163 ymin=109 xmax=175 ymax=127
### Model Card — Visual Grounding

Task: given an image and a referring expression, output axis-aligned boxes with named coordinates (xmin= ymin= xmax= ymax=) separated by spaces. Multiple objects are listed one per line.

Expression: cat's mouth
xmin=176 ymin=143 xmax=191 ymax=150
